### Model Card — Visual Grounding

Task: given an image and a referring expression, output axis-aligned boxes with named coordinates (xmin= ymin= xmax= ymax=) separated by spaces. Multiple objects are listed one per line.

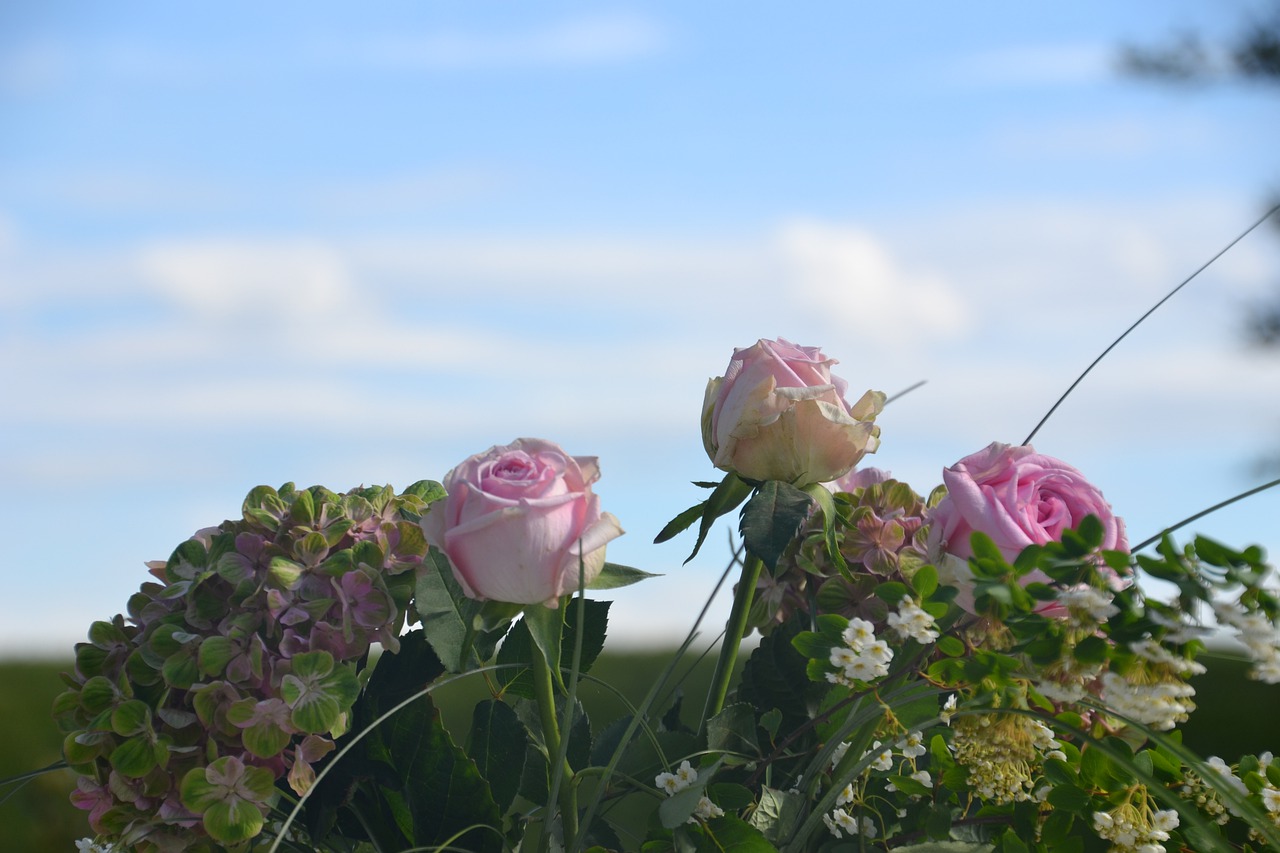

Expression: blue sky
xmin=2 ymin=2 xmax=1278 ymax=654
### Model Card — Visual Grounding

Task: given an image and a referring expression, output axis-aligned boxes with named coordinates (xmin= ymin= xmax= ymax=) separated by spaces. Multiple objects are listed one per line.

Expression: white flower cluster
xmin=653 ymin=760 xmax=723 ymax=824
xmin=827 ymin=618 xmax=893 ymax=686
xmin=74 ymin=841 xmax=117 ymax=853
xmin=1056 ymin=585 xmax=1120 ymax=628
xmin=1128 ymin=638 xmax=1207 ymax=677
xmin=1092 ymin=805 xmax=1179 ymax=853
xmin=823 ymin=730 xmax=935 ymax=839
xmin=886 ymin=596 xmax=939 ymax=643
xmin=823 ymin=809 xmax=876 ymax=839
xmin=951 ymin=713 xmax=1060 ymax=804
xmin=1099 ymin=671 xmax=1196 ymax=731
xmin=1215 ymin=601 xmax=1280 ymax=684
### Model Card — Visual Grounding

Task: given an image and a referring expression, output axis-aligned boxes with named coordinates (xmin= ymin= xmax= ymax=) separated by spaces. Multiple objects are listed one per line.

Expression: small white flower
xmin=940 ymin=694 xmax=957 ymax=725
xmin=655 ymin=760 xmax=698 ymax=795
xmin=1262 ymin=786 xmax=1280 ymax=814
xmin=688 ymin=795 xmax=724 ymax=823
xmin=655 ymin=770 xmax=682 ymax=795
xmin=830 ymin=646 xmax=858 ymax=669
xmin=864 ymin=741 xmax=893 ymax=771
xmin=75 ymin=842 xmax=116 ymax=853
xmin=832 ymin=808 xmax=859 ymax=835
xmin=830 ymin=740 xmax=850 ymax=769
xmin=836 ymin=783 xmax=856 ymax=806
xmin=899 ymin=730 xmax=927 ymax=758
xmin=842 ymin=617 xmax=877 ymax=650
xmin=910 ymin=770 xmax=932 ymax=788
xmin=1150 ymin=809 xmax=1179 ymax=832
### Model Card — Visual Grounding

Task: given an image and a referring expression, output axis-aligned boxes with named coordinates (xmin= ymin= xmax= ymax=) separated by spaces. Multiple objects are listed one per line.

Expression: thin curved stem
xmin=1024 ymin=202 xmax=1280 ymax=446
xmin=1134 ymin=476 xmax=1280 ymax=552
xmin=700 ymin=552 xmax=764 ymax=734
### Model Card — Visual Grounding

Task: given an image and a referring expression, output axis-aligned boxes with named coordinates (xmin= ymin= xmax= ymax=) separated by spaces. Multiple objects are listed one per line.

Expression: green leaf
xmin=739 ymin=481 xmax=814 ymax=571
xmin=874 ymin=581 xmax=911 ymax=604
xmin=467 ymin=699 xmax=527 ymax=814
xmin=268 ymin=556 xmax=305 ymax=589
xmin=695 ymin=816 xmax=776 ymax=852
xmin=968 ymin=532 xmax=1005 ymax=565
xmin=414 ymin=548 xmax=485 ymax=671
xmin=109 ymin=734 xmax=159 ymax=777
xmin=280 ymin=651 xmax=359 ymax=734
xmin=198 ymin=635 xmax=236 ymax=677
xmin=588 ymin=562 xmax=662 ymax=589
xmin=367 ymin=689 xmax=502 ymax=851
xmin=1046 ymin=783 xmax=1092 ymax=815
xmin=737 ymin=617 xmax=812 ymax=736
xmin=936 ymin=635 xmax=965 ymax=657
xmin=110 ymin=700 xmax=151 ymax=737
xmin=913 ymin=564 xmax=939 ymax=600
xmin=655 ymin=502 xmax=707 ymax=544
xmin=804 ymin=482 xmax=848 ymax=575
xmin=680 ymin=472 xmax=754 ymax=563
xmin=748 ymin=786 xmax=804 ymax=845
xmin=1073 ymin=635 xmax=1109 ymax=665
xmin=707 ymin=703 xmax=760 ymax=761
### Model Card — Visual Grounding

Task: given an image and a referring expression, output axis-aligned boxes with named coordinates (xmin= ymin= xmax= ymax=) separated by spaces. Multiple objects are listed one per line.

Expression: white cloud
xmin=952 ymin=42 xmax=1113 ymax=87
xmin=776 ymin=220 xmax=971 ymax=346
xmin=137 ymin=239 xmax=355 ymax=319
xmin=323 ymin=12 xmax=666 ymax=71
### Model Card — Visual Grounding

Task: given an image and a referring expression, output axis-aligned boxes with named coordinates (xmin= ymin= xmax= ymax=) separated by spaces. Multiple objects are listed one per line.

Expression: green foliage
xmin=740 ymin=481 xmax=816 ymax=572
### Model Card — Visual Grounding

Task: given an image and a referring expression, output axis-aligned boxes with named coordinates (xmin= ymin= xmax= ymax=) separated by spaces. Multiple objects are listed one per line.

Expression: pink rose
xmin=423 ymin=438 xmax=624 ymax=606
xmin=701 ymin=338 xmax=885 ymax=487
xmin=926 ymin=442 xmax=1128 ymax=613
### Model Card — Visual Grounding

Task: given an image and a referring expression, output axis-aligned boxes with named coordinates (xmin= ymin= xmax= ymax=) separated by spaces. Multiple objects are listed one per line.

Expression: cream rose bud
xmin=701 ymin=338 xmax=885 ymax=487
xmin=422 ymin=438 xmax=624 ymax=607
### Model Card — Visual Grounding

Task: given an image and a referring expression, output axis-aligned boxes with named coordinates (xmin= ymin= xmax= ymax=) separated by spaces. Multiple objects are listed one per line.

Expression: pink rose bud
xmin=423 ymin=438 xmax=624 ymax=607
xmin=926 ymin=442 xmax=1128 ymax=614
xmin=701 ymin=338 xmax=885 ymax=487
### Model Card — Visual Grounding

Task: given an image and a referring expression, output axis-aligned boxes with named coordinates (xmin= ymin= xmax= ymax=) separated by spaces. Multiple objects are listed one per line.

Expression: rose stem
xmin=532 ymin=640 xmax=580 ymax=847
xmin=700 ymin=551 xmax=763 ymax=735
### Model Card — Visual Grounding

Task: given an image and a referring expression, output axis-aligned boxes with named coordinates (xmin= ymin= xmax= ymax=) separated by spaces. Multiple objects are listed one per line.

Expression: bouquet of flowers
xmin=37 ymin=224 xmax=1280 ymax=853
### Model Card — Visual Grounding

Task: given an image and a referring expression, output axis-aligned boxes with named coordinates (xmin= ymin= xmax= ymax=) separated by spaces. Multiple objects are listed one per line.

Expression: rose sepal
xmin=588 ymin=562 xmax=662 ymax=590
xmin=522 ymin=597 xmax=571 ymax=693
xmin=654 ymin=470 xmax=753 ymax=564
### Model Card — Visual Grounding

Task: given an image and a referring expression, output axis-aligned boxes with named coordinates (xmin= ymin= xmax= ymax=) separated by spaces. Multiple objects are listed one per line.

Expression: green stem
xmin=532 ymin=641 xmax=579 ymax=848
xmin=700 ymin=552 xmax=763 ymax=734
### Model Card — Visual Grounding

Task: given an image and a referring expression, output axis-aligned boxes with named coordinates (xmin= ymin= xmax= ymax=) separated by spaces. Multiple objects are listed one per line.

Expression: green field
xmin=5 ymin=651 xmax=1276 ymax=852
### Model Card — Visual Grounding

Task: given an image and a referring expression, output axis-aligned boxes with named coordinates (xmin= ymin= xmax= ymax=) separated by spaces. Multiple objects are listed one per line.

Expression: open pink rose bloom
xmin=926 ymin=441 xmax=1128 ymax=614
xmin=423 ymin=437 xmax=624 ymax=607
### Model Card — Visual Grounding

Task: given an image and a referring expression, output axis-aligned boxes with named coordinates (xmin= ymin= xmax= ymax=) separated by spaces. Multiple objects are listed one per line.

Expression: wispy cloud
xmin=313 ymin=12 xmax=667 ymax=71
xmin=951 ymin=42 xmax=1113 ymax=87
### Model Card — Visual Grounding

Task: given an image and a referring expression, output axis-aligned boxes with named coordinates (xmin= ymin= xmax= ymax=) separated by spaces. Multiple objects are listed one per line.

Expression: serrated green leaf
xmin=739 ymin=481 xmax=813 ymax=571
xmin=707 ymin=703 xmax=760 ymax=760
xmin=414 ymin=548 xmax=485 ymax=672
xmin=467 ymin=699 xmax=527 ymax=814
